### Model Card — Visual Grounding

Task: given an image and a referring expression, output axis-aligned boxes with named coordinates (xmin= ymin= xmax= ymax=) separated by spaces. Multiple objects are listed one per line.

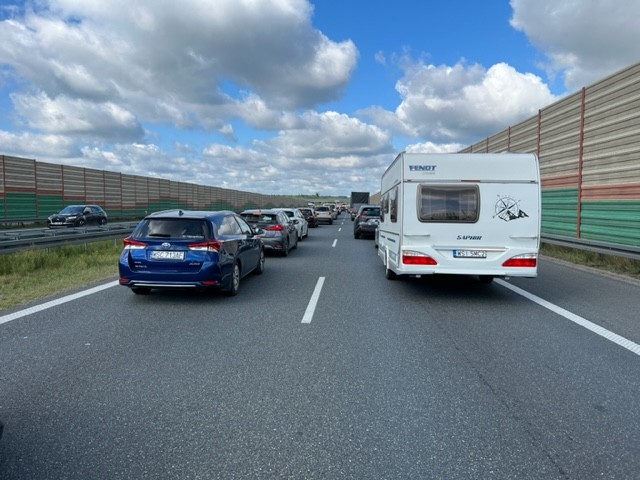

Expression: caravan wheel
xmin=384 ymin=251 xmax=397 ymax=280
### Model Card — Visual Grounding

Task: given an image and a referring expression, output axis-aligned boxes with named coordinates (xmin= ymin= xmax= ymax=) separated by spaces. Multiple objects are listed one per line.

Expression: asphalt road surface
xmin=1 ymin=213 xmax=639 ymax=479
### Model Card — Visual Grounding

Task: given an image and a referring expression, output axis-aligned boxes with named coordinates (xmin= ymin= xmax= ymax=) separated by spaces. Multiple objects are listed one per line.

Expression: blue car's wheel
xmin=225 ymin=262 xmax=240 ymax=296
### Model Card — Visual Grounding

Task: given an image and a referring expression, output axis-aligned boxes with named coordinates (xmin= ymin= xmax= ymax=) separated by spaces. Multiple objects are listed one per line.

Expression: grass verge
xmin=0 ymin=240 xmax=122 ymax=310
xmin=540 ymin=243 xmax=640 ymax=280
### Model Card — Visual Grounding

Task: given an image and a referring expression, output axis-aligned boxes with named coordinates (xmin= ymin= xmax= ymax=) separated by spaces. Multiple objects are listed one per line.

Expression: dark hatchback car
xmin=353 ymin=205 xmax=380 ymax=239
xmin=240 ymin=209 xmax=298 ymax=255
xmin=47 ymin=204 xmax=108 ymax=228
xmin=119 ymin=210 xmax=264 ymax=296
xmin=299 ymin=207 xmax=318 ymax=228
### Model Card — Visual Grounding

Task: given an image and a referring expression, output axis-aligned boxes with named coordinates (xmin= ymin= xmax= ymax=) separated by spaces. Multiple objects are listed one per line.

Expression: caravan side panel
xmin=378 ymin=153 xmax=404 ymax=270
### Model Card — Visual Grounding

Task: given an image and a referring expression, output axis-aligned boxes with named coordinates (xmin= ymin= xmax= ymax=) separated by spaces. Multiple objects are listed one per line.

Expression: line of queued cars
xmin=118 ymin=205 xmax=340 ymax=297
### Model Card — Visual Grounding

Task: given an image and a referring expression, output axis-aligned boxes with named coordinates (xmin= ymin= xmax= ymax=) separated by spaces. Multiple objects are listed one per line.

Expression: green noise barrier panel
xmin=580 ymin=200 xmax=640 ymax=246
xmin=541 ymin=188 xmax=579 ymax=237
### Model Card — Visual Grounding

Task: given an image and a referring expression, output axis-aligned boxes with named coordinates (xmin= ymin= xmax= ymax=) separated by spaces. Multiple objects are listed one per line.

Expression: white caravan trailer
xmin=377 ymin=152 xmax=540 ymax=283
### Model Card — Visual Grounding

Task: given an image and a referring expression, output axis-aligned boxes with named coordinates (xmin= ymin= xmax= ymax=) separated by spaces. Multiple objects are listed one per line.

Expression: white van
xmin=377 ymin=152 xmax=540 ymax=283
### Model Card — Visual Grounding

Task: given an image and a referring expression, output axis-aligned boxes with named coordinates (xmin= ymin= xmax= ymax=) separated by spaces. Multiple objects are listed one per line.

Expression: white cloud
xmin=200 ymin=111 xmax=393 ymax=194
xmin=361 ymin=60 xmax=556 ymax=144
xmin=0 ymin=0 xmax=357 ymax=133
xmin=235 ymin=94 xmax=302 ymax=131
xmin=12 ymin=91 xmax=143 ymax=140
xmin=374 ymin=51 xmax=386 ymax=65
xmin=217 ymin=124 xmax=237 ymax=142
xmin=0 ymin=130 xmax=77 ymax=158
xmin=510 ymin=0 xmax=640 ymax=90
xmin=262 ymin=111 xmax=392 ymax=159
xmin=405 ymin=141 xmax=463 ymax=154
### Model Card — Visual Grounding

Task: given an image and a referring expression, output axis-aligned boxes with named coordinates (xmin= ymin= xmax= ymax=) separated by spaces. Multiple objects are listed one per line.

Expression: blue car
xmin=118 ymin=210 xmax=265 ymax=296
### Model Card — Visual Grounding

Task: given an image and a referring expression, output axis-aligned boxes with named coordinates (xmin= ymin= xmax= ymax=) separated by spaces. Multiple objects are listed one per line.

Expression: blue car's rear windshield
xmin=133 ymin=219 xmax=210 ymax=239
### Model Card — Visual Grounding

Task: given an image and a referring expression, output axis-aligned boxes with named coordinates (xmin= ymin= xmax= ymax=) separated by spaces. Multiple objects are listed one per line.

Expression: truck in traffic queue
xmin=350 ymin=191 xmax=370 ymax=220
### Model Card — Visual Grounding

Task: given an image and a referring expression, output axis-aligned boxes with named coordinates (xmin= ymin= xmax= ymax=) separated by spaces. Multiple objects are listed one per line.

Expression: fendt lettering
xmin=409 ymin=165 xmax=437 ymax=172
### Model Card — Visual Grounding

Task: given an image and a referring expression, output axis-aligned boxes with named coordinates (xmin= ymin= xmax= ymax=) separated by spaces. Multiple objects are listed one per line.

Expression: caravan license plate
xmin=453 ymin=249 xmax=487 ymax=258
xmin=151 ymin=250 xmax=184 ymax=260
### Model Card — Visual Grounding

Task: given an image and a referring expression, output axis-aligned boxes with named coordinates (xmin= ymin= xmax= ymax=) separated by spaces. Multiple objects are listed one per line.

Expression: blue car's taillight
xmin=187 ymin=240 xmax=222 ymax=252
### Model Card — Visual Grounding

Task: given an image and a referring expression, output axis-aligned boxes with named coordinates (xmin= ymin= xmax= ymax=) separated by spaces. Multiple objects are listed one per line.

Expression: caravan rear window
xmin=418 ymin=185 xmax=479 ymax=223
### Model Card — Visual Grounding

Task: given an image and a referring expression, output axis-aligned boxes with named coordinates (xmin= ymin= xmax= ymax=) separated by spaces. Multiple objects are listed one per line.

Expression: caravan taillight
xmin=502 ymin=254 xmax=537 ymax=267
xmin=402 ymin=250 xmax=437 ymax=265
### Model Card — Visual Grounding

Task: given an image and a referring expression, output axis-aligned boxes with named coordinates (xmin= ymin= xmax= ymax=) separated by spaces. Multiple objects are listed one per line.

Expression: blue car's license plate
xmin=151 ymin=251 xmax=185 ymax=260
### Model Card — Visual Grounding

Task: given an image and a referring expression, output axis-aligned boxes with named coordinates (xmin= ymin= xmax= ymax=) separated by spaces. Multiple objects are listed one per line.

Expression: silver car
xmin=277 ymin=208 xmax=309 ymax=240
xmin=314 ymin=205 xmax=333 ymax=225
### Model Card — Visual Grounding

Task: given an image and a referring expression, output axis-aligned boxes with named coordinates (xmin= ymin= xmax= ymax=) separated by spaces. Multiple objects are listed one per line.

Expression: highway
xmin=1 ymin=213 xmax=639 ymax=479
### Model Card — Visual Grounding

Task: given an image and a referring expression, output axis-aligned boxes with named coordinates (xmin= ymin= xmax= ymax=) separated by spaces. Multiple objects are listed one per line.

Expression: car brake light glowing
xmin=123 ymin=237 xmax=147 ymax=249
xmin=188 ymin=240 xmax=222 ymax=252
xmin=402 ymin=250 xmax=437 ymax=265
xmin=502 ymin=254 xmax=537 ymax=267
xmin=265 ymin=224 xmax=285 ymax=231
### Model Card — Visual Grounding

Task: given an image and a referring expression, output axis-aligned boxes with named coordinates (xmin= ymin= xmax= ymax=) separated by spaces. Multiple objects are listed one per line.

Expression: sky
xmin=0 ymin=0 xmax=639 ymax=197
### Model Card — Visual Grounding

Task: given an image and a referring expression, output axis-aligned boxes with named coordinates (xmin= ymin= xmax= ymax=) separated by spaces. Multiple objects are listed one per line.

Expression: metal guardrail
xmin=0 ymin=222 xmax=139 ymax=254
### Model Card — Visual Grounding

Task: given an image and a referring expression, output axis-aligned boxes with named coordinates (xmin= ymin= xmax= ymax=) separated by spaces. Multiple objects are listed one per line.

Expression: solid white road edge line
xmin=0 ymin=280 xmax=120 ymax=326
xmin=496 ymin=279 xmax=640 ymax=357
xmin=302 ymin=276 xmax=325 ymax=324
